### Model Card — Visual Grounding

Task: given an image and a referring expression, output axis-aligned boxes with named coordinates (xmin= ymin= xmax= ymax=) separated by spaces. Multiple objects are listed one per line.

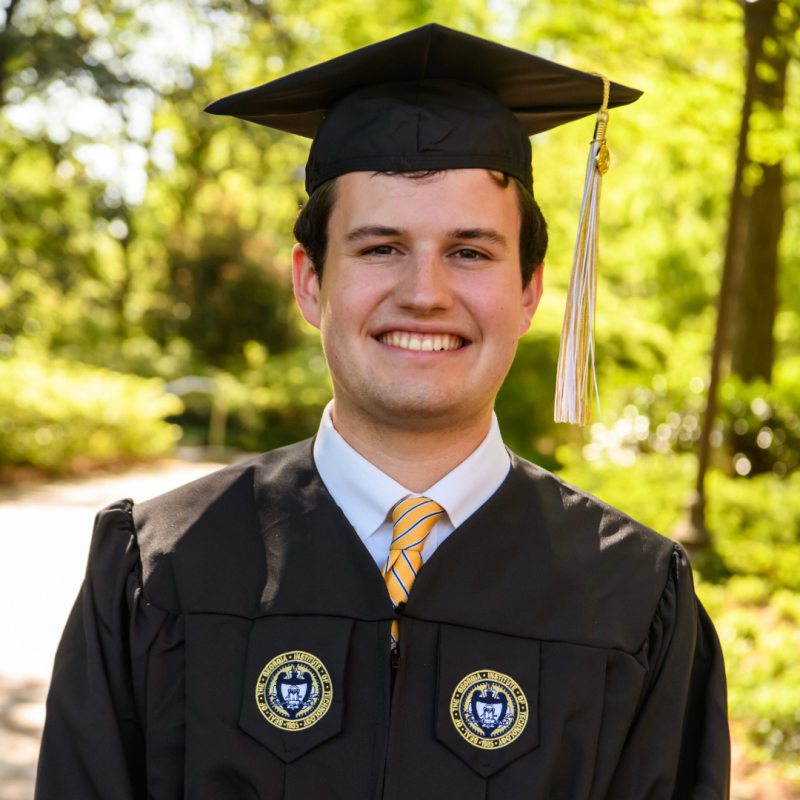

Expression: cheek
xmin=320 ymin=266 xmax=388 ymax=335
xmin=465 ymin=278 xmax=523 ymax=344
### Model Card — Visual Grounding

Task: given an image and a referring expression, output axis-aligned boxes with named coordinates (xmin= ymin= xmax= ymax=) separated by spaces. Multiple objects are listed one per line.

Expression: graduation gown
xmin=36 ymin=440 xmax=730 ymax=800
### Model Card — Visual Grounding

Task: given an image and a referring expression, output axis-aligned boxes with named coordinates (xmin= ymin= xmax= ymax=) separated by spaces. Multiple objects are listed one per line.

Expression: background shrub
xmin=0 ymin=355 xmax=183 ymax=474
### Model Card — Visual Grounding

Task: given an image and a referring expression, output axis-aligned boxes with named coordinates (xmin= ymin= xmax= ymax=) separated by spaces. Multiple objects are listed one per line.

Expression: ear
xmin=292 ymin=243 xmax=321 ymax=330
xmin=518 ymin=264 xmax=544 ymax=338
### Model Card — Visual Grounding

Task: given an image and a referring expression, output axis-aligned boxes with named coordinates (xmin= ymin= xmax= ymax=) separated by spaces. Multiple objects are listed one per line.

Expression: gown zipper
xmin=389 ymin=601 xmax=405 ymax=707
xmin=383 ymin=612 xmax=403 ymax=799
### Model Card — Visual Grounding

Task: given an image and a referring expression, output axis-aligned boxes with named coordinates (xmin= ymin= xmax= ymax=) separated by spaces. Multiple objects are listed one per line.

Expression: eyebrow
xmin=344 ymin=225 xmax=407 ymax=242
xmin=446 ymin=228 xmax=508 ymax=248
xmin=343 ymin=225 xmax=508 ymax=248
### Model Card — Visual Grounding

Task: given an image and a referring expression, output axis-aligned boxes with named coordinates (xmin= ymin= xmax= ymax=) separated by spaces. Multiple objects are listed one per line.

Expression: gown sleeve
xmin=606 ymin=544 xmax=731 ymax=800
xmin=35 ymin=499 xmax=146 ymax=800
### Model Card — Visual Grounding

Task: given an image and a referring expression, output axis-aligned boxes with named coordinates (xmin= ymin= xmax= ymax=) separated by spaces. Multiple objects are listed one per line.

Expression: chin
xmin=360 ymin=382 xmax=480 ymax=426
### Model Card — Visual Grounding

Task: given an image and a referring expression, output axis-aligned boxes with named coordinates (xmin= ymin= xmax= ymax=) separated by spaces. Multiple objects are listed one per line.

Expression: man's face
xmin=293 ymin=169 xmax=543 ymax=430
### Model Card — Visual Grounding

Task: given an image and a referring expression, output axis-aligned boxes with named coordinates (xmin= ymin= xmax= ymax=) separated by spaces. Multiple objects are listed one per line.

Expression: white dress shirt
xmin=313 ymin=401 xmax=510 ymax=569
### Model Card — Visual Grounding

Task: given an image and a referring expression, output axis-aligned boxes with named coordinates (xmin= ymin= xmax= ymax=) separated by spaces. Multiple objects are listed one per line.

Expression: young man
xmin=36 ymin=25 xmax=730 ymax=800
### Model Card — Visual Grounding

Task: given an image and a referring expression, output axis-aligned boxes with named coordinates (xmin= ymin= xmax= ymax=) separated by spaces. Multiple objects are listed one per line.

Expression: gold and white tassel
xmin=554 ymin=74 xmax=611 ymax=426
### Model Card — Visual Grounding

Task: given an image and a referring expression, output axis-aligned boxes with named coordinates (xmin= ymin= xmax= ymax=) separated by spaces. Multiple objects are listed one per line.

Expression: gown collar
xmin=253 ymin=438 xmax=520 ymax=624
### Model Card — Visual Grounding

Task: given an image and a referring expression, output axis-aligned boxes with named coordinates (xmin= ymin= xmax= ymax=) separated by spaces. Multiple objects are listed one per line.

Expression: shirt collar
xmin=424 ymin=413 xmax=509 ymax=529
xmin=313 ymin=401 xmax=510 ymax=542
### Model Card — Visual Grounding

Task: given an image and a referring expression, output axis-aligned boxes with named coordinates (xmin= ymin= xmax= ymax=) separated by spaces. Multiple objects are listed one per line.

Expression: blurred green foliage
xmin=0 ymin=349 xmax=182 ymax=473
xmin=701 ymin=581 xmax=800 ymax=772
xmin=566 ymin=374 xmax=800 ymax=478
xmin=2 ymin=0 xmax=800 ymax=778
xmin=212 ymin=335 xmax=333 ymax=452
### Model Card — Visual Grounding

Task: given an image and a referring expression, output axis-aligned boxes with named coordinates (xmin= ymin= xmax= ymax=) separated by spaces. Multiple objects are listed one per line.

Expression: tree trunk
xmin=673 ymin=0 xmax=765 ymax=550
xmin=730 ymin=19 xmax=787 ymax=383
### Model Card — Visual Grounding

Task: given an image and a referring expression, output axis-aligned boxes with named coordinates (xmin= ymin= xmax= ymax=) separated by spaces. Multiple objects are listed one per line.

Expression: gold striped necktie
xmin=383 ymin=496 xmax=445 ymax=649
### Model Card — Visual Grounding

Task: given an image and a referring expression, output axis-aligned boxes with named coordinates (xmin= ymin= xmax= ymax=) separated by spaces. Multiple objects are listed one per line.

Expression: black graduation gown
xmin=35 ymin=440 xmax=730 ymax=800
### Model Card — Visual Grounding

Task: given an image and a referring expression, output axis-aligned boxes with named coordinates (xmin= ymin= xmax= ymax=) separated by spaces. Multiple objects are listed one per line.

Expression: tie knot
xmin=390 ymin=496 xmax=445 ymax=552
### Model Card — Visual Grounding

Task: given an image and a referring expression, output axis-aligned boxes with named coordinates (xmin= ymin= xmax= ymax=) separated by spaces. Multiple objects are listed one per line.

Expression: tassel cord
xmin=555 ymin=141 xmax=602 ymax=423
xmin=554 ymin=75 xmax=610 ymax=426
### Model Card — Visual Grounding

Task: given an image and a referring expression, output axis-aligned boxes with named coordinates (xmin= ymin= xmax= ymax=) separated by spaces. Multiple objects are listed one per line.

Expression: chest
xmin=154 ymin=609 xmax=646 ymax=800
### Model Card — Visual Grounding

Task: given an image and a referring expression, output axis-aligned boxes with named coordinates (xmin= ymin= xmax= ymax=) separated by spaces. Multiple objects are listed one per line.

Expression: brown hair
xmin=293 ymin=170 xmax=548 ymax=287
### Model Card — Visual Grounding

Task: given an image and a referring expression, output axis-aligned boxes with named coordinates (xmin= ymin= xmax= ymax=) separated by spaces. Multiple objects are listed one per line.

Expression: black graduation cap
xmin=206 ymin=24 xmax=643 ymax=426
xmin=205 ymin=23 xmax=641 ymax=196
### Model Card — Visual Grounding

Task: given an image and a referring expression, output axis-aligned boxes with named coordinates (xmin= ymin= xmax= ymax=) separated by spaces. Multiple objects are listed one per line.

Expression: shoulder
xmin=509 ymin=453 xmax=679 ymax=649
xmin=512 ymin=454 xmax=675 ymax=566
xmin=134 ymin=438 xmax=315 ymax=536
xmin=131 ymin=439 xmax=315 ymax=614
xmin=76 ymin=499 xmax=142 ymax=622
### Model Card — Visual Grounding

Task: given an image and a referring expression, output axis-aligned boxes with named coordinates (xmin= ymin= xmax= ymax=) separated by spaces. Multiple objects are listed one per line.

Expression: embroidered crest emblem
xmin=255 ymin=651 xmax=332 ymax=730
xmin=450 ymin=669 xmax=528 ymax=749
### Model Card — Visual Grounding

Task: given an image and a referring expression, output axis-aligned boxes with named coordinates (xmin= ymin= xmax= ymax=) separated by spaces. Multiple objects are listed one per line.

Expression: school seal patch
xmin=255 ymin=651 xmax=332 ymax=730
xmin=450 ymin=669 xmax=528 ymax=749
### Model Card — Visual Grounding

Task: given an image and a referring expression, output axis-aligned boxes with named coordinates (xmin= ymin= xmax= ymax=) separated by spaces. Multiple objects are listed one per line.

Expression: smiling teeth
xmin=377 ymin=332 xmax=464 ymax=351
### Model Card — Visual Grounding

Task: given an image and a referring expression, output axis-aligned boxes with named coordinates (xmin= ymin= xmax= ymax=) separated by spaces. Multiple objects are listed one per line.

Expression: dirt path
xmin=0 ymin=460 xmax=796 ymax=799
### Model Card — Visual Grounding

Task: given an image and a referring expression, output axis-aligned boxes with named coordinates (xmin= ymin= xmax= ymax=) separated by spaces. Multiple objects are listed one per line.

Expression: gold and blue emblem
xmin=450 ymin=669 xmax=528 ymax=749
xmin=255 ymin=651 xmax=332 ymax=730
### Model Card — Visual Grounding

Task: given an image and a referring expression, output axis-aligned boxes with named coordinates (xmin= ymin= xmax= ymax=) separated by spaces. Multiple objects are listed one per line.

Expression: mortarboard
xmin=205 ymin=24 xmax=643 ymax=425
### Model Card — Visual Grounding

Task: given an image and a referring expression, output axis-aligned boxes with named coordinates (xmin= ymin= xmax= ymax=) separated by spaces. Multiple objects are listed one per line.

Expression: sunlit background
xmin=1 ymin=0 xmax=799 ymax=798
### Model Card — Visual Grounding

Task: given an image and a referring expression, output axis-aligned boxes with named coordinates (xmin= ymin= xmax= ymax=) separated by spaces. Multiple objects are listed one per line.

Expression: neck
xmin=329 ymin=399 xmax=494 ymax=493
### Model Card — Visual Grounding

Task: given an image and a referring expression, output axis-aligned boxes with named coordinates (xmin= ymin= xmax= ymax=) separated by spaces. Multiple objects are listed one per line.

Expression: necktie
xmin=383 ymin=496 xmax=445 ymax=649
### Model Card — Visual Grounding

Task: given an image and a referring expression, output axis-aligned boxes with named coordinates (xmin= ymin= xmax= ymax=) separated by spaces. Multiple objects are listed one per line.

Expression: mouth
xmin=375 ymin=330 xmax=466 ymax=352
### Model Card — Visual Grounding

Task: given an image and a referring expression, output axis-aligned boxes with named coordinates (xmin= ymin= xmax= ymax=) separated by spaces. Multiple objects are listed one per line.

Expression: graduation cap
xmin=206 ymin=24 xmax=643 ymax=425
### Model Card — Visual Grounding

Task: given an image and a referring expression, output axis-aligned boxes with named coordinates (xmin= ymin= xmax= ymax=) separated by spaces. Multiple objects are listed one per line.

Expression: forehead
xmin=329 ymin=170 xmax=520 ymax=236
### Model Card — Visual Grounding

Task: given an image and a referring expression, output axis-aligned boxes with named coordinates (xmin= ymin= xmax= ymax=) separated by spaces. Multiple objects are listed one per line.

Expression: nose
xmin=393 ymin=248 xmax=452 ymax=314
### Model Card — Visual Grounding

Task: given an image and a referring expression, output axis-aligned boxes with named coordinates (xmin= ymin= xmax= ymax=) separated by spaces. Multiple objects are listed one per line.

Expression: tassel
xmin=554 ymin=74 xmax=611 ymax=426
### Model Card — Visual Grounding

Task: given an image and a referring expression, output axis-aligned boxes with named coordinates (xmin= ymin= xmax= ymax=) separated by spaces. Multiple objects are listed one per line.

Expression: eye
xmin=453 ymin=248 xmax=487 ymax=260
xmin=363 ymin=244 xmax=398 ymax=256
